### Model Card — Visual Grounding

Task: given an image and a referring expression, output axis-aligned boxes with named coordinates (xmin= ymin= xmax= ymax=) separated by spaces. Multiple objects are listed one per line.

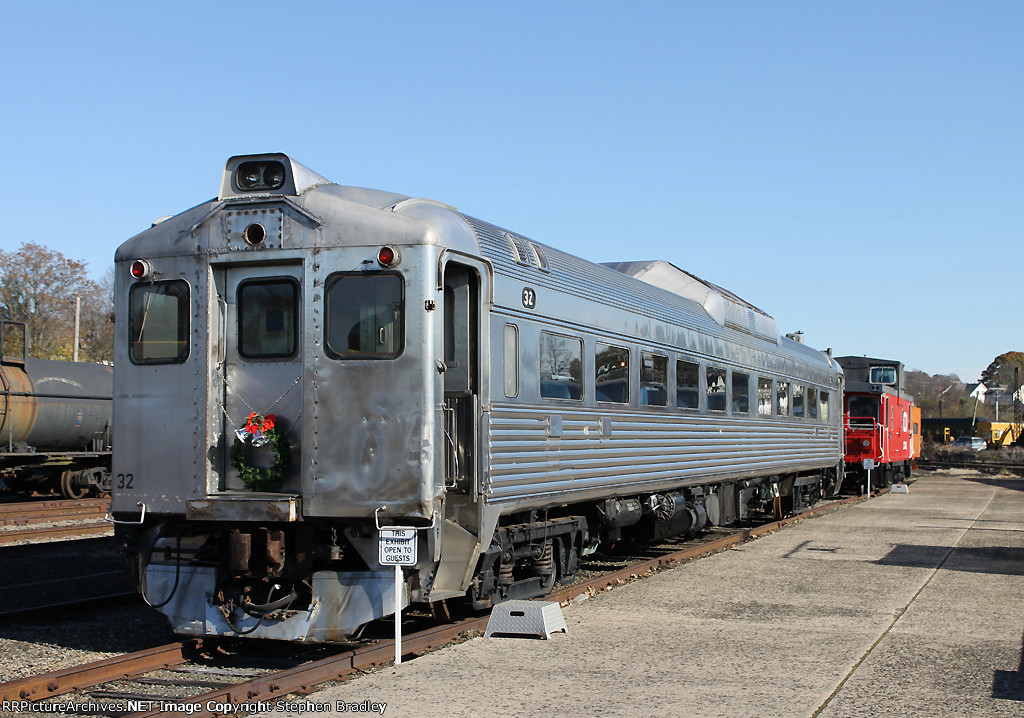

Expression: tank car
xmin=110 ymin=154 xmax=844 ymax=642
xmin=0 ymin=321 xmax=113 ymax=498
xmin=836 ymin=356 xmax=916 ymax=490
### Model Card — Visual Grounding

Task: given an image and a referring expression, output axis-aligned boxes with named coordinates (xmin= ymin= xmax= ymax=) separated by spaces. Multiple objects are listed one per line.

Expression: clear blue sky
xmin=2 ymin=1 xmax=1020 ymax=382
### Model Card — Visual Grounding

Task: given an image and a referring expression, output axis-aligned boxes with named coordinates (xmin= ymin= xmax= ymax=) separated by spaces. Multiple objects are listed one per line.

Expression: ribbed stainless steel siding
xmin=486 ymin=405 xmax=841 ymax=504
xmin=464 ymin=214 xmax=719 ymax=335
xmin=463 ymin=213 xmax=838 ymax=391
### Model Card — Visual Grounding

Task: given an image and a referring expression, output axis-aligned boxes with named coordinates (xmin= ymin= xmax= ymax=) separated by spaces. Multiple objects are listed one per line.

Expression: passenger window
xmin=706 ymin=366 xmax=727 ymax=412
xmin=238 ymin=278 xmax=299 ymax=358
xmin=776 ymin=381 xmax=790 ymax=416
xmin=640 ymin=352 xmax=668 ymax=407
xmin=676 ymin=359 xmax=700 ymax=410
xmin=793 ymin=385 xmax=805 ymax=418
xmin=129 ymin=280 xmax=190 ymax=364
xmin=732 ymin=372 xmax=750 ymax=414
xmin=820 ymin=391 xmax=830 ymax=422
xmin=757 ymin=378 xmax=773 ymax=416
xmin=596 ymin=343 xmax=630 ymax=404
xmin=325 ymin=273 xmax=404 ymax=358
xmin=504 ymin=324 xmax=519 ymax=398
xmin=808 ymin=387 xmax=818 ymax=420
xmin=540 ymin=331 xmax=583 ymax=400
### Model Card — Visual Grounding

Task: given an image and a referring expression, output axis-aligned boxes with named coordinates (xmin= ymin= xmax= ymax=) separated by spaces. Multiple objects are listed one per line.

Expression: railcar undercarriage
xmin=1 ymin=453 xmax=112 ymax=498
xmin=469 ymin=470 xmax=832 ymax=610
xmin=117 ymin=469 xmax=834 ymax=641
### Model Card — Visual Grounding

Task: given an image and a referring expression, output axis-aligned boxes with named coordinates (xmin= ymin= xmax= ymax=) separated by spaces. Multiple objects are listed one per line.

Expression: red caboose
xmin=836 ymin=356 xmax=916 ymax=490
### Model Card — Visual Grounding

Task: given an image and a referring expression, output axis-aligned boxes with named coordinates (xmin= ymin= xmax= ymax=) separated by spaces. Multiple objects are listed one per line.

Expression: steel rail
xmin=0 ymin=522 xmax=113 ymax=544
xmin=0 ymin=641 xmax=206 ymax=703
xmin=126 ymin=622 xmax=492 ymax=718
xmin=0 ymin=508 xmax=108 ymax=527
xmin=0 ymin=497 xmax=109 ymax=511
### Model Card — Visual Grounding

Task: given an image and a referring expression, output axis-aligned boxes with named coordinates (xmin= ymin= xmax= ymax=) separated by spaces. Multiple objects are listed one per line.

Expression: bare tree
xmin=0 ymin=242 xmax=112 ymax=362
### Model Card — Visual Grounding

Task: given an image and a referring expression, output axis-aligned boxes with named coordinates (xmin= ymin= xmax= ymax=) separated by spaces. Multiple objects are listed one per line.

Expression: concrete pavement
xmin=259 ymin=469 xmax=1024 ymax=718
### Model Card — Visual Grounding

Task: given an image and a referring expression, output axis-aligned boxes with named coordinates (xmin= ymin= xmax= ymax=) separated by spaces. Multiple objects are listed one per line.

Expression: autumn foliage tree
xmin=0 ymin=242 xmax=113 ymax=362
xmin=980 ymin=352 xmax=1024 ymax=394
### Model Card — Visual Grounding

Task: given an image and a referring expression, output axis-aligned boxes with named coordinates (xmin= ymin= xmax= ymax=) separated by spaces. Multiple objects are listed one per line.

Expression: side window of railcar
xmin=238 ymin=279 xmax=299 ymax=358
xmin=793 ymin=385 xmax=805 ymax=418
xmin=540 ymin=331 xmax=583 ymax=400
xmin=676 ymin=359 xmax=700 ymax=410
xmin=129 ymin=280 xmax=190 ymax=364
xmin=776 ymin=381 xmax=790 ymax=416
xmin=732 ymin=372 xmax=750 ymax=414
xmin=820 ymin=391 xmax=830 ymax=422
xmin=640 ymin=352 xmax=668 ymax=407
xmin=757 ymin=378 xmax=773 ymax=416
xmin=504 ymin=324 xmax=519 ymax=398
xmin=706 ymin=366 xmax=727 ymax=412
xmin=325 ymin=273 xmax=404 ymax=359
xmin=807 ymin=387 xmax=819 ymax=420
xmin=596 ymin=343 xmax=630 ymax=404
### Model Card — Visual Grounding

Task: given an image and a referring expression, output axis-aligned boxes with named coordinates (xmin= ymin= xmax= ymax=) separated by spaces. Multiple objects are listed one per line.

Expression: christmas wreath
xmin=230 ymin=413 xmax=292 ymax=492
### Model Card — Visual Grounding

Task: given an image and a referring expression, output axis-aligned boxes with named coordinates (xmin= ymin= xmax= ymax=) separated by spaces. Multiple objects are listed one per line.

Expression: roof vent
xmin=503 ymin=232 xmax=530 ymax=264
xmin=528 ymin=241 xmax=550 ymax=271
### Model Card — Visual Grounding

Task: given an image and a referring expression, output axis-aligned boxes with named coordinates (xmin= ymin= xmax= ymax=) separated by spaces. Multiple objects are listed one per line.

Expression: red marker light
xmin=130 ymin=260 xmax=152 ymax=280
xmin=377 ymin=246 xmax=400 ymax=267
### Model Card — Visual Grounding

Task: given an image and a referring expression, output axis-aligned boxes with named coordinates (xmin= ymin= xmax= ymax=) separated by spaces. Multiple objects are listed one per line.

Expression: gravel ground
xmin=0 ymin=535 xmax=176 ymax=684
xmin=0 ymin=602 xmax=174 ymax=682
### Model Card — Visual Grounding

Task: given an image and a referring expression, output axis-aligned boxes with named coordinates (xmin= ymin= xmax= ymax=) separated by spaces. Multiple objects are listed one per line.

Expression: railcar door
xmin=428 ymin=258 xmax=487 ymax=599
xmin=441 ymin=262 xmax=480 ymax=495
xmin=216 ymin=264 xmax=304 ymax=493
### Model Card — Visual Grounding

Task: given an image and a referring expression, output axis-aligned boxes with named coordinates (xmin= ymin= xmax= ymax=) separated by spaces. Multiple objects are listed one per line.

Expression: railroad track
xmin=0 ymin=495 xmax=862 ymax=717
xmin=0 ymin=522 xmax=112 ymax=545
xmin=917 ymin=458 xmax=1024 ymax=475
xmin=0 ymin=498 xmax=112 ymax=544
xmin=0 ymin=498 xmax=109 ymax=526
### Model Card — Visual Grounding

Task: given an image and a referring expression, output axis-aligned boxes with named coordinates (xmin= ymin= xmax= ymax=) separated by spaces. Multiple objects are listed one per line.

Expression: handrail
xmin=104 ymin=501 xmax=147 ymax=525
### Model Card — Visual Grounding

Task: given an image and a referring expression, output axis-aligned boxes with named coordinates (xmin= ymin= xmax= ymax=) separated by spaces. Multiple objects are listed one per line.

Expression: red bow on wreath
xmin=236 ymin=412 xmax=276 ymax=447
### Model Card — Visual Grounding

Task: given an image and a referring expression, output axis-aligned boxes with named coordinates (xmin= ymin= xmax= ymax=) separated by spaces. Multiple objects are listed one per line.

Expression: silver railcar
xmin=111 ymin=154 xmax=843 ymax=642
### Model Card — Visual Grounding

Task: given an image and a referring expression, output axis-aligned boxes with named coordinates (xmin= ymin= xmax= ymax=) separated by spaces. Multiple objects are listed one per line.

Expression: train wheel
xmin=60 ymin=470 xmax=89 ymax=500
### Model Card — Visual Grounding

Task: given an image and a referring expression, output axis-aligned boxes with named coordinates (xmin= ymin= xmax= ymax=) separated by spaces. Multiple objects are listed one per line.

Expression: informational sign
xmin=863 ymin=459 xmax=875 ymax=495
xmin=379 ymin=528 xmax=417 ymax=565
xmin=378 ymin=527 xmax=419 ymax=666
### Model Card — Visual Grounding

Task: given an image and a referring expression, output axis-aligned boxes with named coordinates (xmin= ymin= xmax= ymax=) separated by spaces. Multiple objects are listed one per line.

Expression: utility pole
xmin=1015 ymin=367 xmax=1022 ymax=444
xmin=72 ymin=295 xmax=80 ymax=362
